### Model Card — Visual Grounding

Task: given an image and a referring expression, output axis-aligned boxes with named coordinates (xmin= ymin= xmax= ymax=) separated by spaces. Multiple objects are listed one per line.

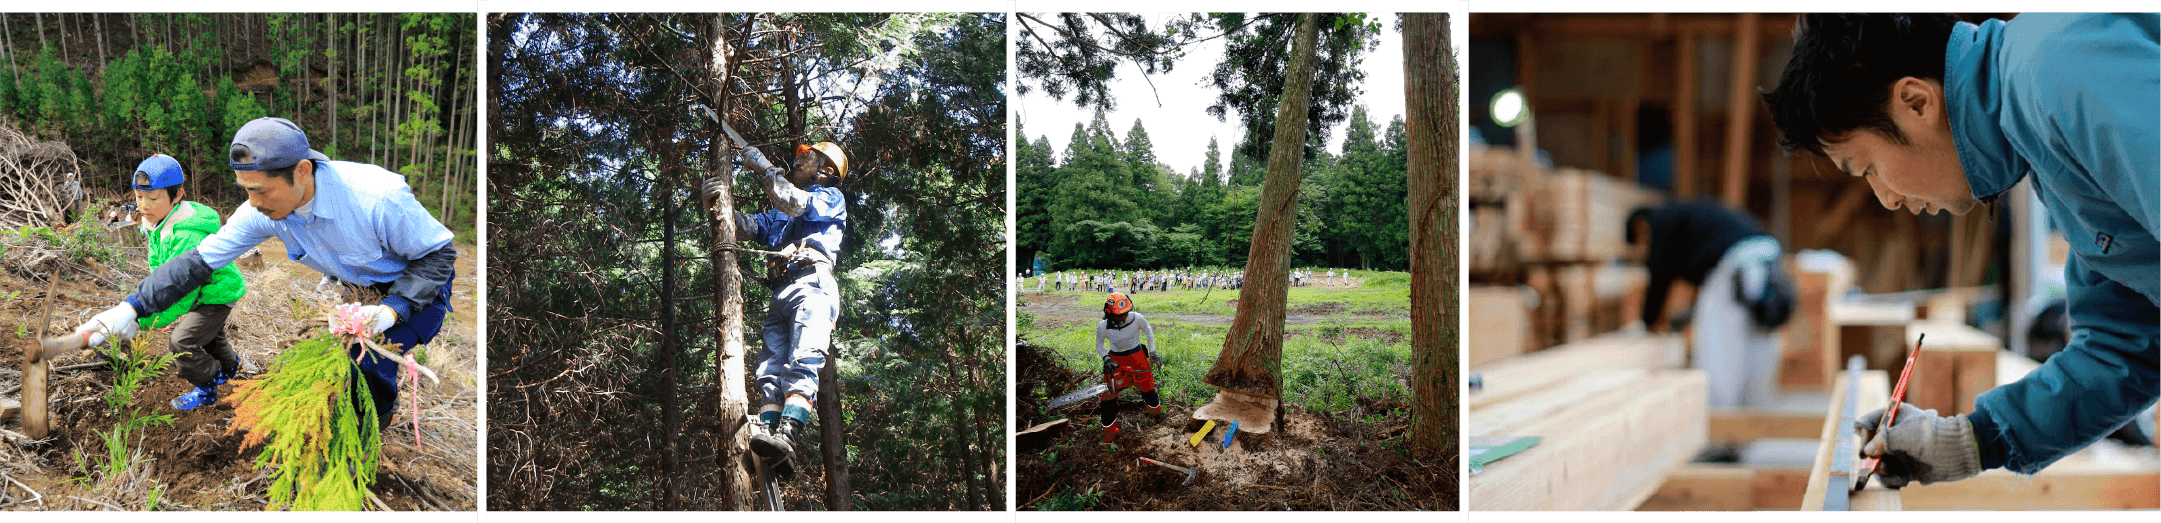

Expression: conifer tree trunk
xmin=1402 ymin=12 xmax=1457 ymax=463
xmin=1201 ymin=14 xmax=1322 ymax=433
xmin=702 ymin=13 xmax=754 ymax=509
xmin=818 ymin=353 xmax=853 ymax=509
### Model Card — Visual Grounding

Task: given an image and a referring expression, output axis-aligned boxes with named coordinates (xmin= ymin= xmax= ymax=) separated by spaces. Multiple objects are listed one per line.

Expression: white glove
xmin=74 ymin=304 xmax=140 ymax=347
xmin=352 ymin=305 xmax=399 ymax=334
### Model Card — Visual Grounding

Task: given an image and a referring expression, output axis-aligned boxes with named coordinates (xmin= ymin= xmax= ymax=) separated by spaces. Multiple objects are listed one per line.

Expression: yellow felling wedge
xmin=1189 ymin=420 xmax=1216 ymax=447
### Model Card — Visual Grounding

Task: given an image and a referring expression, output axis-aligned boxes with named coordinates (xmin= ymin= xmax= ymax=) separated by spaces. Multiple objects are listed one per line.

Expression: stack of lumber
xmin=1470 ymin=333 xmax=1702 ymax=510
xmin=1647 ymin=340 xmax=2160 ymax=511
xmin=1471 ymin=145 xmax=1661 ymax=351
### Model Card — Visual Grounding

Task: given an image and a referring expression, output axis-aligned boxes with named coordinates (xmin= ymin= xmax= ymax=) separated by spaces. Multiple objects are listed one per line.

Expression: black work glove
xmin=1102 ymin=356 xmax=1118 ymax=376
xmin=1853 ymin=403 xmax=1983 ymax=488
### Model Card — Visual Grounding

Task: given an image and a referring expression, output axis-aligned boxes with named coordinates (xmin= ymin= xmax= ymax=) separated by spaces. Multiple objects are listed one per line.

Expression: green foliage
xmin=83 ymin=337 xmax=180 ymax=485
xmin=105 ymin=337 xmax=182 ymax=415
xmin=4 ymin=204 xmax=125 ymax=265
xmin=1017 ymin=108 xmax=1407 ymax=271
xmin=229 ymin=334 xmax=381 ymax=511
xmin=0 ymin=14 xmax=476 ymax=243
xmin=1040 ymin=485 xmax=1104 ymax=511
xmin=489 ymin=13 xmax=1008 ymax=510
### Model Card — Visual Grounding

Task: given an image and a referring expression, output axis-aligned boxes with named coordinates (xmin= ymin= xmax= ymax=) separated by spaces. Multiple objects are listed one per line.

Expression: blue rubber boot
xmin=170 ymin=384 xmax=218 ymax=411
xmin=211 ymin=362 xmax=236 ymax=387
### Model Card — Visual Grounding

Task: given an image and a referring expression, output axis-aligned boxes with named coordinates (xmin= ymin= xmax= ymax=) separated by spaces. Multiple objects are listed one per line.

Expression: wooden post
xmin=1720 ymin=13 xmax=1761 ymax=207
xmin=1801 ymin=365 xmax=1901 ymax=510
xmin=1674 ymin=30 xmax=1697 ymax=197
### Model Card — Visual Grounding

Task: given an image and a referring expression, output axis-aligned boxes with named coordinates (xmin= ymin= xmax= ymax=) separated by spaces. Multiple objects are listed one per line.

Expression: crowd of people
xmin=1025 ymin=267 xmax=1353 ymax=293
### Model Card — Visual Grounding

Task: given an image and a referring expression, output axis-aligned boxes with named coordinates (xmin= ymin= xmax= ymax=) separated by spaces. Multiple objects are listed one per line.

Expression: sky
xmin=1015 ymin=13 xmax=1408 ymax=180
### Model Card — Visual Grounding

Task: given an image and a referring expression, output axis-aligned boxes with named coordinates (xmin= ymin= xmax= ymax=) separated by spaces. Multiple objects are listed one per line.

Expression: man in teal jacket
xmin=124 ymin=154 xmax=249 ymax=410
xmin=1766 ymin=13 xmax=2157 ymax=486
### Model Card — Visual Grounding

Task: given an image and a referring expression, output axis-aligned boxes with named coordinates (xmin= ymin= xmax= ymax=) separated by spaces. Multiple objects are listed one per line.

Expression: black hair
xmin=1625 ymin=207 xmax=1657 ymax=245
xmin=229 ymin=143 xmax=301 ymax=182
xmin=1763 ymin=14 xmax=1963 ymax=157
xmin=134 ymin=171 xmax=181 ymax=199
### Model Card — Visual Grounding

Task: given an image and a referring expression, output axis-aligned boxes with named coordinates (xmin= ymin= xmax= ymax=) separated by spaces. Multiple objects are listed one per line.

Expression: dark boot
xmin=751 ymin=418 xmax=804 ymax=479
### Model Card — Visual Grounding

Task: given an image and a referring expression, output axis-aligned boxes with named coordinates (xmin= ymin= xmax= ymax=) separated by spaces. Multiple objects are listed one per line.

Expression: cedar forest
xmin=0 ymin=13 xmax=477 ymax=242
xmin=486 ymin=13 xmax=1008 ymax=510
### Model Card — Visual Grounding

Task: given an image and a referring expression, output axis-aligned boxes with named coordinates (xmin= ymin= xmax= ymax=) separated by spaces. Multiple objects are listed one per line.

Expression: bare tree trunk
xmin=971 ymin=351 xmax=997 ymax=510
xmin=93 ymin=14 xmax=105 ymax=69
xmin=35 ymin=13 xmax=47 ymax=52
xmin=4 ymin=15 xmax=19 ymax=83
xmin=329 ymin=13 xmax=338 ymax=153
xmin=1201 ymin=14 xmax=1322 ymax=431
xmin=1401 ymin=13 xmax=1457 ymax=466
xmin=703 ymin=13 xmax=754 ymax=509
xmin=817 ymin=354 xmax=852 ymax=510
xmin=658 ymin=133 xmax=683 ymax=510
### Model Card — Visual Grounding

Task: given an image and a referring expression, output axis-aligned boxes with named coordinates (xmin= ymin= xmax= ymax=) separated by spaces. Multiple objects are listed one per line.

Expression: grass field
xmin=1018 ymin=269 xmax=1414 ymax=412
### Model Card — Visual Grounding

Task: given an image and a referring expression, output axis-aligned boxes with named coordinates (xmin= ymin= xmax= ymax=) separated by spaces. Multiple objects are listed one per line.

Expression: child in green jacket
xmin=131 ymin=154 xmax=247 ymax=411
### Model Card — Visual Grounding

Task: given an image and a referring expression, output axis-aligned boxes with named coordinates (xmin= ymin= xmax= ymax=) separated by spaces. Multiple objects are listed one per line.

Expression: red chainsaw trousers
xmin=1098 ymin=347 xmax=1160 ymax=428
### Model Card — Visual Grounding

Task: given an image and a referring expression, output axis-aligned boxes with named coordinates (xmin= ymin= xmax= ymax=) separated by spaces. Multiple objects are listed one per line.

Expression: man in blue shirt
xmin=1765 ymin=13 xmax=2158 ymax=487
xmin=702 ymin=141 xmax=849 ymax=479
xmin=72 ymin=117 xmax=458 ymax=432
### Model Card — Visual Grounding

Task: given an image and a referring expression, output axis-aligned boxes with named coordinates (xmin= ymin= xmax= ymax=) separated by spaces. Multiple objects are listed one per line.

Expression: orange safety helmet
xmin=1104 ymin=292 xmax=1133 ymax=315
xmin=794 ymin=142 xmax=849 ymax=183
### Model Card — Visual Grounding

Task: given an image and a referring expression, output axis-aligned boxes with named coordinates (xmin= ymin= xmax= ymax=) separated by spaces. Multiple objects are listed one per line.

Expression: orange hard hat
xmin=796 ymin=142 xmax=849 ymax=182
xmin=1104 ymin=292 xmax=1133 ymax=315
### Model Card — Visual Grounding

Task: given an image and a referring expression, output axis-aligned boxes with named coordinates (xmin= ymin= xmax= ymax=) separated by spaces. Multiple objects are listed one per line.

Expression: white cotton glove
xmin=352 ymin=305 xmax=399 ymax=335
xmin=74 ymin=304 xmax=140 ymax=347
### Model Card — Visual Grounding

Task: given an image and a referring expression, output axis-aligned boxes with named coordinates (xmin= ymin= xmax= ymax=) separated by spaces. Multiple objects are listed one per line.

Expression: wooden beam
xmin=1469 ymin=286 xmax=1533 ymax=367
xmin=1709 ymin=409 xmax=1824 ymax=442
xmin=1470 ymin=333 xmax=1682 ymax=410
xmin=1647 ymin=466 xmax=2160 ymax=510
xmin=1810 ymin=180 xmax=1875 ymax=246
xmin=1674 ymin=30 xmax=1697 ymax=197
xmin=1802 ymin=366 xmax=1901 ymax=510
xmin=1720 ymin=13 xmax=1762 ymax=208
xmin=1470 ymin=370 xmax=1709 ymax=510
xmin=1779 ymin=269 xmax=1835 ymax=390
xmin=1903 ymin=323 xmax=2000 ymax=415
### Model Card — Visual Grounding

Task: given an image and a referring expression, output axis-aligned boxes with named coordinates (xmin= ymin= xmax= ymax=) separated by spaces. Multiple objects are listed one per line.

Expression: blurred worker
xmin=1627 ymin=201 xmax=1795 ymax=409
xmin=71 ymin=117 xmax=458 ymax=431
xmin=1095 ymin=292 xmax=1161 ymax=441
xmin=1765 ymin=13 xmax=2157 ymax=486
xmin=703 ymin=141 xmax=849 ymax=479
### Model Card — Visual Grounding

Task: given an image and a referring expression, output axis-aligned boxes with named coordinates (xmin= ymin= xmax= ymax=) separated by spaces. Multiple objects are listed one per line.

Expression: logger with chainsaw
xmin=700 ymin=138 xmax=850 ymax=480
xmin=65 ymin=117 xmax=458 ymax=431
xmin=1094 ymin=292 xmax=1162 ymax=441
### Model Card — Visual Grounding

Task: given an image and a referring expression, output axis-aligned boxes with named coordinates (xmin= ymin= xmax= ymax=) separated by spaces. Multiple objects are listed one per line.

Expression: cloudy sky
xmin=1015 ymin=13 xmax=1411 ymax=180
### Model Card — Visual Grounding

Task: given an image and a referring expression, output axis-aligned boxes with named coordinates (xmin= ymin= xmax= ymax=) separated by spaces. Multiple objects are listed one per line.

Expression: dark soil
xmin=3 ymin=232 xmax=480 ymax=511
xmin=1013 ymin=343 xmax=1452 ymax=511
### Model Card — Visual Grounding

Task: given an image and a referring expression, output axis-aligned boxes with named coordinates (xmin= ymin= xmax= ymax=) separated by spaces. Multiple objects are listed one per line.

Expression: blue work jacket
xmin=1948 ymin=14 xmax=2160 ymax=473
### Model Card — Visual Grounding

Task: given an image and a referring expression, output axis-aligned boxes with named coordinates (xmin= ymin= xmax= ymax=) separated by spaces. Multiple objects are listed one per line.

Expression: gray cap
xmin=228 ymin=117 xmax=330 ymax=171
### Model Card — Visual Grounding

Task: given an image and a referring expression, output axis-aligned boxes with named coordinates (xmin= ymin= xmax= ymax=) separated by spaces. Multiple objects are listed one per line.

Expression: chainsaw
xmin=1046 ymin=365 xmax=1154 ymax=411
